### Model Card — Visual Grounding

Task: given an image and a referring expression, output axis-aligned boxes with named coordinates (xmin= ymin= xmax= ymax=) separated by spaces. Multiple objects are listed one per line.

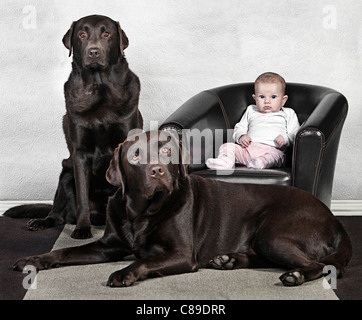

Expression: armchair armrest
xmin=160 ymin=90 xmax=232 ymax=171
xmin=292 ymin=92 xmax=348 ymax=207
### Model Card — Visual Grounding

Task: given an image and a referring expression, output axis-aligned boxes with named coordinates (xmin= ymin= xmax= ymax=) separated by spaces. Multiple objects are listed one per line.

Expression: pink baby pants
xmin=218 ymin=142 xmax=285 ymax=169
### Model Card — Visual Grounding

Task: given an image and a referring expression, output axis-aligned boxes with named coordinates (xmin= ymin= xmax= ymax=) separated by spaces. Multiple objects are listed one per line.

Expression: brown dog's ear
xmin=62 ymin=21 xmax=76 ymax=57
xmin=159 ymin=129 xmax=190 ymax=178
xmin=179 ymin=142 xmax=190 ymax=178
xmin=116 ymin=22 xmax=129 ymax=56
xmin=106 ymin=144 xmax=125 ymax=193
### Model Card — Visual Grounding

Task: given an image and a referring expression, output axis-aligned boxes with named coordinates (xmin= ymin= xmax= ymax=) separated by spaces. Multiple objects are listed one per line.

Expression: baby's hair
xmin=255 ymin=72 xmax=286 ymax=95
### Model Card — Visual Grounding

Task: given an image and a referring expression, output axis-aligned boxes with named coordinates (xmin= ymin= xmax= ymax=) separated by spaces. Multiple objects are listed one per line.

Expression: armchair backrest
xmin=206 ymin=82 xmax=341 ymax=130
xmin=162 ymin=83 xmax=345 ymax=169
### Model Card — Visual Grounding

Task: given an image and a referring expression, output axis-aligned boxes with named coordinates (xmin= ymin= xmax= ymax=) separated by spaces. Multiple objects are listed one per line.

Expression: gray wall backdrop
xmin=1 ymin=0 xmax=361 ymax=201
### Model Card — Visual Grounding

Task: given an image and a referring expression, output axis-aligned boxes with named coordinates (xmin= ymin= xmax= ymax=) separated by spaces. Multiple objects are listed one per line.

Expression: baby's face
xmin=253 ymin=82 xmax=288 ymax=113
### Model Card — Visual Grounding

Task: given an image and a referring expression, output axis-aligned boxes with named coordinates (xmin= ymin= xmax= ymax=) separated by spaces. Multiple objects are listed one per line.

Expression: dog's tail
xmin=3 ymin=204 xmax=52 ymax=219
xmin=320 ymin=226 xmax=353 ymax=278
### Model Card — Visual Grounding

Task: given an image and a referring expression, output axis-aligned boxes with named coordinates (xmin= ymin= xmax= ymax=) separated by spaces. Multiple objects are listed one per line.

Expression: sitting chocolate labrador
xmin=5 ymin=15 xmax=142 ymax=239
xmin=13 ymin=130 xmax=352 ymax=287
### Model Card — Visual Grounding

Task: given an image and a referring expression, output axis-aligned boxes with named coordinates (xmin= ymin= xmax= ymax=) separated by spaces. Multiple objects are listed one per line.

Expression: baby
xmin=206 ymin=72 xmax=300 ymax=170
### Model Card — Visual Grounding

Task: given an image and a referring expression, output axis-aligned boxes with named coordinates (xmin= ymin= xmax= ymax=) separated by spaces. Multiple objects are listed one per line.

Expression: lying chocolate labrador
xmin=13 ymin=130 xmax=352 ymax=287
xmin=5 ymin=15 xmax=142 ymax=239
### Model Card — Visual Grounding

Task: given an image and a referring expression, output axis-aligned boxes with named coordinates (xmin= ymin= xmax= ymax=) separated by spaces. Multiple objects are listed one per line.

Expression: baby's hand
xmin=238 ymin=135 xmax=252 ymax=148
xmin=274 ymin=135 xmax=285 ymax=148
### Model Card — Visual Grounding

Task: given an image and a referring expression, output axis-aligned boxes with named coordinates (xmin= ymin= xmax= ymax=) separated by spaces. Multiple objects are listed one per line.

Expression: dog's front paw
xmin=209 ymin=254 xmax=236 ymax=270
xmin=13 ymin=256 xmax=52 ymax=272
xmin=71 ymin=227 xmax=93 ymax=239
xmin=279 ymin=270 xmax=305 ymax=286
xmin=27 ymin=218 xmax=49 ymax=231
xmin=107 ymin=269 xmax=137 ymax=287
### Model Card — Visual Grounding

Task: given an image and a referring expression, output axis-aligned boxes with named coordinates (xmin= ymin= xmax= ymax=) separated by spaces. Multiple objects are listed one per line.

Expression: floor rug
xmin=23 ymin=225 xmax=338 ymax=300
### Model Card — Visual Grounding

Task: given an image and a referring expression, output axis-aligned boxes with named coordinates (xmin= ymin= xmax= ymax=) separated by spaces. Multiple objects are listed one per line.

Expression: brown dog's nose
xmin=149 ymin=166 xmax=165 ymax=178
xmin=88 ymin=48 xmax=100 ymax=58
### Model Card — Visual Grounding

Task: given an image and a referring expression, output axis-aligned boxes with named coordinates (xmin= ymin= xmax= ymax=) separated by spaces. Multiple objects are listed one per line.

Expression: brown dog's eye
xmin=131 ymin=149 xmax=139 ymax=162
xmin=161 ymin=147 xmax=172 ymax=157
xmin=102 ymin=32 xmax=110 ymax=38
xmin=79 ymin=32 xmax=87 ymax=39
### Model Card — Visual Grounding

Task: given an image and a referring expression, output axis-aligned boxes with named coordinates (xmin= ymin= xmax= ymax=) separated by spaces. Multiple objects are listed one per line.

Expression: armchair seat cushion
xmin=191 ymin=166 xmax=291 ymax=186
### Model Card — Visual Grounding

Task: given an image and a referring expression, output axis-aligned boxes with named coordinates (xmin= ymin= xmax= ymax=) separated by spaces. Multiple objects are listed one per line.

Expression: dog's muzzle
xmin=143 ymin=164 xmax=174 ymax=199
xmin=149 ymin=165 xmax=165 ymax=178
xmin=84 ymin=47 xmax=107 ymax=69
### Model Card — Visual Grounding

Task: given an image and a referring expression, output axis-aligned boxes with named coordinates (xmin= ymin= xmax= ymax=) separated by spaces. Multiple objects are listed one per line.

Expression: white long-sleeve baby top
xmin=233 ymin=105 xmax=300 ymax=148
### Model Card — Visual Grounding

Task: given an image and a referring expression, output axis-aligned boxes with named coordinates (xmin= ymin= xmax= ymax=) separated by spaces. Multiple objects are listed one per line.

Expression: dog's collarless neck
xmin=91 ymin=70 xmax=103 ymax=85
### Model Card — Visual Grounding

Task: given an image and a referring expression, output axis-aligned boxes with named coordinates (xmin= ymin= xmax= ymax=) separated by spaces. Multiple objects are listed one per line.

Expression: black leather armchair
xmin=160 ymin=83 xmax=348 ymax=208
